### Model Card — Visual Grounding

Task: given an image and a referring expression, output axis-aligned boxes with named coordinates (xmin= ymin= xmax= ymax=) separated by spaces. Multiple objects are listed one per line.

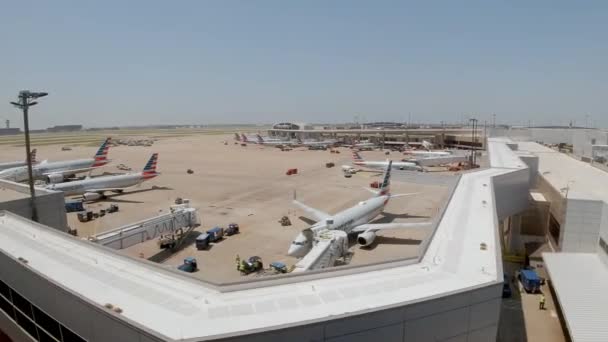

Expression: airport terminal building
xmin=0 ymin=136 xmax=534 ymax=341
xmin=267 ymin=122 xmax=485 ymax=150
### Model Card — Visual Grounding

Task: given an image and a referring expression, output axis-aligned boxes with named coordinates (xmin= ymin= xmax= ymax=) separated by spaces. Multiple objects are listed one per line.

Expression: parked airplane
xmin=0 ymin=138 xmax=111 ymax=183
xmin=47 ymin=153 xmax=159 ymax=201
xmin=403 ymin=140 xmax=452 ymax=158
xmin=0 ymin=149 xmax=37 ymax=171
xmin=352 ymin=151 xmax=422 ymax=171
xmin=347 ymin=140 xmax=376 ymax=150
xmin=403 ymin=149 xmax=452 ymax=158
xmin=255 ymin=134 xmax=294 ymax=146
xmin=288 ymin=160 xmax=431 ymax=257
xmin=236 ymin=133 xmax=283 ymax=144
xmin=296 ymin=137 xmax=337 ymax=147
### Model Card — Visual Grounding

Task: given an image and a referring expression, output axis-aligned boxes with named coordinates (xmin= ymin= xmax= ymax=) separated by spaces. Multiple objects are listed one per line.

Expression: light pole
xmin=469 ymin=118 xmax=478 ymax=166
xmin=10 ymin=90 xmax=48 ymax=222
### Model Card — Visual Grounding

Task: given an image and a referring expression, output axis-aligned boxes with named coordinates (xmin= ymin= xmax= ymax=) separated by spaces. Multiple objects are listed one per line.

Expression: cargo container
xmin=195 ymin=234 xmax=210 ymax=250
xmin=206 ymin=227 xmax=224 ymax=242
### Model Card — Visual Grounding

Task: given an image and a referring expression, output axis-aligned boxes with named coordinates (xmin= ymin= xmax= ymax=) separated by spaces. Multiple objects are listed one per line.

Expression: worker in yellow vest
xmin=539 ymin=294 xmax=546 ymax=310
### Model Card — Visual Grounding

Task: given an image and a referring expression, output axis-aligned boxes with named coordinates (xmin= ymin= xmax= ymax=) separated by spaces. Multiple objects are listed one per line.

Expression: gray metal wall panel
xmin=468 ymin=298 xmax=501 ymax=331
xmin=492 ymin=168 xmax=530 ymax=220
xmin=91 ymin=312 xmax=142 ymax=342
xmin=404 ymin=291 xmax=471 ymax=320
xmin=219 ymin=324 xmax=325 ymax=342
xmin=0 ymin=193 xmax=67 ymax=231
xmin=469 ymin=284 xmax=502 ymax=304
xmin=467 ymin=324 xmax=498 ymax=342
xmin=441 ymin=333 xmax=467 ymax=342
xmin=326 ymin=323 xmax=403 ymax=342
xmin=324 ymin=306 xmax=404 ymax=338
xmin=404 ymin=307 xmax=470 ymax=342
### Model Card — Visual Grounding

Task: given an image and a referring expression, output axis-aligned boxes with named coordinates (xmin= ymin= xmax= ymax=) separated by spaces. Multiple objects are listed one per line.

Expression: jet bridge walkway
xmin=89 ymin=205 xmax=199 ymax=250
xmin=292 ymin=230 xmax=349 ymax=272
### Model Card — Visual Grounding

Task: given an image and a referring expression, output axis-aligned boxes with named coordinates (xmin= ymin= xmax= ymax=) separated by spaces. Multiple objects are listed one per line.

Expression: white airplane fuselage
xmin=0 ymin=161 xmax=27 ymax=172
xmin=288 ymin=196 xmax=388 ymax=257
xmin=354 ymin=160 xmax=421 ymax=171
xmin=48 ymin=173 xmax=145 ymax=196
xmin=404 ymin=150 xmax=451 ymax=158
xmin=0 ymin=158 xmax=100 ymax=183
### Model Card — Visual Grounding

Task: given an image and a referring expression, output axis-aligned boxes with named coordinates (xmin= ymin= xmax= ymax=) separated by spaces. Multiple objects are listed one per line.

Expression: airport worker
xmin=539 ymin=294 xmax=546 ymax=310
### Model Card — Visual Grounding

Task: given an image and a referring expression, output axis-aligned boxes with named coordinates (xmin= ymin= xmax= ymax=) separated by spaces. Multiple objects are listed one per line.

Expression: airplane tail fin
xmin=234 ymin=133 xmax=241 ymax=141
xmin=378 ymin=160 xmax=392 ymax=196
xmin=92 ymin=137 xmax=111 ymax=167
xmin=142 ymin=153 xmax=159 ymax=179
xmin=352 ymin=151 xmax=364 ymax=162
xmin=256 ymin=134 xmax=264 ymax=143
xmin=241 ymin=134 xmax=249 ymax=143
xmin=30 ymin=149 xmax=37 ymax=164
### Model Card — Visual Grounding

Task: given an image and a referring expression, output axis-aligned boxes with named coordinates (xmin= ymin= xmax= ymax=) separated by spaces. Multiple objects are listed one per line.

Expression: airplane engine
xmin=83 ymin=192 xmax=102 ymax=201
xmin=46 ymin=173 xmax=64 ymax=184
xmin=357 ymin=231 xmax=376 ymax=247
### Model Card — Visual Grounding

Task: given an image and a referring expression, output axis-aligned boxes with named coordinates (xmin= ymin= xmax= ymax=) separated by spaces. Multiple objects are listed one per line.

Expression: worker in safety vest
xmin=236 ymin=255 xmax=241 ymax=270
xmin=539 ymin=294 xmax=546 ymax=310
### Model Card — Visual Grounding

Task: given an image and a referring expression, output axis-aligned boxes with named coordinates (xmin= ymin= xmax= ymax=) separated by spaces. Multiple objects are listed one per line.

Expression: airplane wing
xmin=292 ymin=200 xmax=330 ymax=222
xmin=42 ymin=168 xmax=94 ymax=177
xmin=351 ymin=221 xmax=433 ymax=233
xmin=86 ymin=188 xmax=125 ymax=193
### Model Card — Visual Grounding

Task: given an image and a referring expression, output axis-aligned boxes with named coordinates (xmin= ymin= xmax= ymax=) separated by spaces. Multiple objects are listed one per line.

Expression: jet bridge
xmin=89 ymin=203 xmax=199 ymax=250
xmin=292 ymin=230 xmax=349 ymax=272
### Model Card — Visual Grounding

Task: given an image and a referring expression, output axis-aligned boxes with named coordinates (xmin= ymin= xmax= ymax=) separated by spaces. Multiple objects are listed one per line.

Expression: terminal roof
xmin=517 ymin=141 xmax=608 ymax=201
xmin=543 ymin=252 xmax=608 ymax=342
xmin=0 ymin=139 xmax=526 ymax=340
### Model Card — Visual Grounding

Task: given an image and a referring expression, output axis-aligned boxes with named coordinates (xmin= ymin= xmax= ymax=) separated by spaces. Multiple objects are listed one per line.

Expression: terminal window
xmin=0 ymin=279 xmax=85 ymax=342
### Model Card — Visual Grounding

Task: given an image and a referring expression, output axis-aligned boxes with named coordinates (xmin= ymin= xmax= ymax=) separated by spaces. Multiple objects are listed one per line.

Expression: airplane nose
xmin=287 ymin=244 xmax=303 ymax=257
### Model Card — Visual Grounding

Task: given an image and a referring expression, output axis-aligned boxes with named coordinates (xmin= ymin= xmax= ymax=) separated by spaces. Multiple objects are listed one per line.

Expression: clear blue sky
xmin=1 ymin=1 xmax=607 ymax=129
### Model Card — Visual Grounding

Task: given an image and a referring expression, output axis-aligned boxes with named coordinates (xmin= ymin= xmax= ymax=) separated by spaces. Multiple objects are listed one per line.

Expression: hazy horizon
xmin=2 ymin=1 xmax=607 ymax=129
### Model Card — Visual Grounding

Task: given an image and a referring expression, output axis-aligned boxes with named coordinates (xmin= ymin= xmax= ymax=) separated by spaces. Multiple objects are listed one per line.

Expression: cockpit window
xmin=292 ymin=241 xmax=304 ymax=245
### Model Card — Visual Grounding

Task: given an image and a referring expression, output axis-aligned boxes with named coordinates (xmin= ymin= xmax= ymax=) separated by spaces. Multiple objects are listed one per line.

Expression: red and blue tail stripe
xmin=92 ymin=137 xmax=111 ymax=167
xmin=142 ymin=153 xmax=159 ymax=179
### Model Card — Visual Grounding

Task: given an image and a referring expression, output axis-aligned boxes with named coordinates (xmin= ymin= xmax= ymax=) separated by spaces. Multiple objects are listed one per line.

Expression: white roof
xmin=543 ymin=252 xmax=608 ymax=342
xmin=487 ymin=138 xmax=527 ymax=169
xmin=517 ymin=141 xmax=608 ymax=201
xmin=0 ymin=138 xmax=527 ymax=340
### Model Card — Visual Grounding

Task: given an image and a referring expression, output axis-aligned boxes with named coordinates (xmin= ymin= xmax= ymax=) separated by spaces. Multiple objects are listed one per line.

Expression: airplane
xmin=402 ymin=140 xmax=452 ymax=158
xmin=403 ymin=149 xmax=452 ymax=158
xmin=236 ymin=133 xmax=283 ymax=144
xmin=0 ymin=149 xmax=37 ymax=171
xmin=352 ymin=151 xmax=422 ymax=171
xmin=296 ymin=137 xmax=337 ymax=147
xmin=288 ymin=160 xmax=432 ymax=257
xmin=346 ymin=139 xmax=376 ymax=150
xmin=255 ymin=134 xmax=294 ymax=146
xmin=47 ymin=153 xmax=159 ymax=201
xmin=0 ymin=138 xmax=111 ymax=183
